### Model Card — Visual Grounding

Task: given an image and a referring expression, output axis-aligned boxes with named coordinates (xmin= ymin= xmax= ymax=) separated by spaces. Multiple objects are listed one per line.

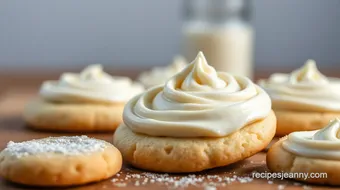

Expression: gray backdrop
xmin=0 ymin=0 xmax=339 ymax=69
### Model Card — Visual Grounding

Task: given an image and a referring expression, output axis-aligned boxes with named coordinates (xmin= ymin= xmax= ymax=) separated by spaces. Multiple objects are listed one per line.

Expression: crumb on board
xmin=113 ymin=182 xmax=127 ymax=187
xmin=111 ymin=171 xmax=255 ymax=188
xmin=111 ymin=169 xmax=311 ymax=189
xmin=204 ymin=185 xmax=217 ymax=190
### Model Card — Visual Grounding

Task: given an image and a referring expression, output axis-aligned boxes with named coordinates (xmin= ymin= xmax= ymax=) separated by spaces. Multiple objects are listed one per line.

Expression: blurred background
xmin=0 ymin=0 xmax=339 ymax=82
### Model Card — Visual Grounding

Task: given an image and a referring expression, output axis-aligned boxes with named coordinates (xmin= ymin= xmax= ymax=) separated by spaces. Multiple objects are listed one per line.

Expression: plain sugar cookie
xmin=23 ymin=98 xmax=125 ymax=132
xmin=113 ymin=110 xmax=276 ymax=173
xmin=0 ymin=136 xmax=122 ymax=187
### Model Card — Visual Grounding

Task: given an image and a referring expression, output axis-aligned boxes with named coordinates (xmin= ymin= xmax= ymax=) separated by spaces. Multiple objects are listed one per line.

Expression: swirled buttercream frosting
xmin=282 ymin=118 xmax=340 ymax=160
xmin=40 ymin=64 xmax=144 ymax=104
xmin=123 ymin=52 xmax=271 ymax=137
xmin=258 ymin=60 xmax=340 ymax=112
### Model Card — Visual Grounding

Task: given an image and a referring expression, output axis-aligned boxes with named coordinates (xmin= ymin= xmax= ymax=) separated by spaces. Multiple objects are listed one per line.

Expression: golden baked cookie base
xmin=275 ymin=110 xmax=340 ymax=136
xmin=23 ymin=98 xmax=125 ymax=132
xmin=0 ymin=144 xmax=122 ymax=187
xmin=113 ymin=110 xmax=276 ymax=173
xmin=267 ymin=137 xmax=339 ymax=185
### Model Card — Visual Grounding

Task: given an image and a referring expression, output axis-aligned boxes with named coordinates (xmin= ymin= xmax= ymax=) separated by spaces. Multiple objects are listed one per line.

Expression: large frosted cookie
xmin=114 ymin=52 xmax=275 ymax=173
xmin=0 ymin=136 xmax=122 ymax=186
xmin=258 ymin=60 xmax=340 ymax=136
xmin=23 ymin=64 xmax=144 ymax=132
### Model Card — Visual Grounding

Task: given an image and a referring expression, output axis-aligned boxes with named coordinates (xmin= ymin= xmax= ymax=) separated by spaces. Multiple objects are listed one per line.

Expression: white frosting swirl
xmin=40 ymin=64 xmax=144 ymax=104
xmin=138 ymin=56 xmax=188 ymax=88
xmin=282 ymin=118 xmax=340 ymax=160
xmin=123 ymin=52 xmax=271 ymax=137
xmin=258 ymin=60 xmax=340 ymax=112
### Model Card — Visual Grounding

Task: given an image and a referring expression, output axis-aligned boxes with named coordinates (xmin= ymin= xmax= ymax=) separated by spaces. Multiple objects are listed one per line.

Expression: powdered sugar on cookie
xmin=3 ymin=136 xmax=106 ymax=158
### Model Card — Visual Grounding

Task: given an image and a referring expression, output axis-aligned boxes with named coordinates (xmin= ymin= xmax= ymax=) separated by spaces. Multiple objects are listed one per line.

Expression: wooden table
xmin=0 ymin=68 xmax=339 ymax=190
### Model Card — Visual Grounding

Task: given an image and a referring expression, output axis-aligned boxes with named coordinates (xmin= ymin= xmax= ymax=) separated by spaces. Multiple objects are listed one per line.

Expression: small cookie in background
xmin=258 ymin=60 xmax=340 ymax=136
xmin=0 ymin=136 xmax=122 ymax=187
xmin=267 ymin=119 xmax=340 ymax=185
xmin=23 ymin=64 xmax=144 ymax=132
xmin=137 ymin=55 xmax=188 ymax=89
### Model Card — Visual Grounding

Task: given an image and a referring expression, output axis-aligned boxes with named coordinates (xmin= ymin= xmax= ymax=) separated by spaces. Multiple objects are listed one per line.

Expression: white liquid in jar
xmin=182 ymin=21 xmax=253 ymax=79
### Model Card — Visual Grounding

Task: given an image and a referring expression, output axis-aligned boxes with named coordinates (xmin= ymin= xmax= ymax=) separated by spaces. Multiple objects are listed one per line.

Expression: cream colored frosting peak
xmin=181 ymin=52 xmax=226 ymax=90
xmin=123 ymin=52 xmax=271 ymax=137
xmin=138 ymin=56 xmax=188 ymax=88
xmin=289 ymin=59 xmax=328 ymax=84
xmin=40 ymin=64 xmax=144 ymax=104
xmin=313 ymin=118 xmax=340 ymax=141
xmin=258 ymin=60 xmax=340 ymax=112
xmin=282 ymin=119 xmax=340 ymax=160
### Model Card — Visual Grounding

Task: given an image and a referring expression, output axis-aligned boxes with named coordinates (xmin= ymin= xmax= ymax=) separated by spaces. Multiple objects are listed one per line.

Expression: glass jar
xmin=181 ymin=0 xmax=254 ymax=79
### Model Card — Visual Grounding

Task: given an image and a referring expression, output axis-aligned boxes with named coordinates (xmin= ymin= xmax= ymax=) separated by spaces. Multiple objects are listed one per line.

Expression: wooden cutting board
xmin=0 ymin=88 xmax=336 ymax=190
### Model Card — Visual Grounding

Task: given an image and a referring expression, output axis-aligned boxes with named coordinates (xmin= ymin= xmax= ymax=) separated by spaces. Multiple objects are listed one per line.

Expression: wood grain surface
xmin=0 ymin=68 xmax=339 ymax=190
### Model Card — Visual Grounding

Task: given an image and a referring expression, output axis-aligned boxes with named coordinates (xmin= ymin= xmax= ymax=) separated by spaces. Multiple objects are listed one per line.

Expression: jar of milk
xmin=182 ymin=0 xmax=253 ymax=79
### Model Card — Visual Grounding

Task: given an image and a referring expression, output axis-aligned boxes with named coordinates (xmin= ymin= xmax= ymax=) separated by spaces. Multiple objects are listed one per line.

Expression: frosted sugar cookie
xmin=267 ymin=119 xmax=340 ymax=185
xmin=0 ymin=136 xmax=122 ymax=186
xmin=137 ymin=56 xmax=188 ymax=88
xmin=114 ymin=52 xmax=276 ymax=173
xmin=24 ymin=64 xmax=144 ymax=132
xmin=259 ymin=60 xmax=340 ymax=136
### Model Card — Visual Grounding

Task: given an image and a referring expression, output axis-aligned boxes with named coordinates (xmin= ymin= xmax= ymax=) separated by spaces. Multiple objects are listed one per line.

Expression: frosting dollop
xmin=40 ymin=64 xmax=144 ymax=104
xmin=282 ymin=118 xmax=340 ymax=160
xmin=258 ymin=60 xmax=340 ymax=112
xmin=138 ymin=56 xmax=188 ymax=88
xmin=123 ymin=52 xmax=271 ymax=137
